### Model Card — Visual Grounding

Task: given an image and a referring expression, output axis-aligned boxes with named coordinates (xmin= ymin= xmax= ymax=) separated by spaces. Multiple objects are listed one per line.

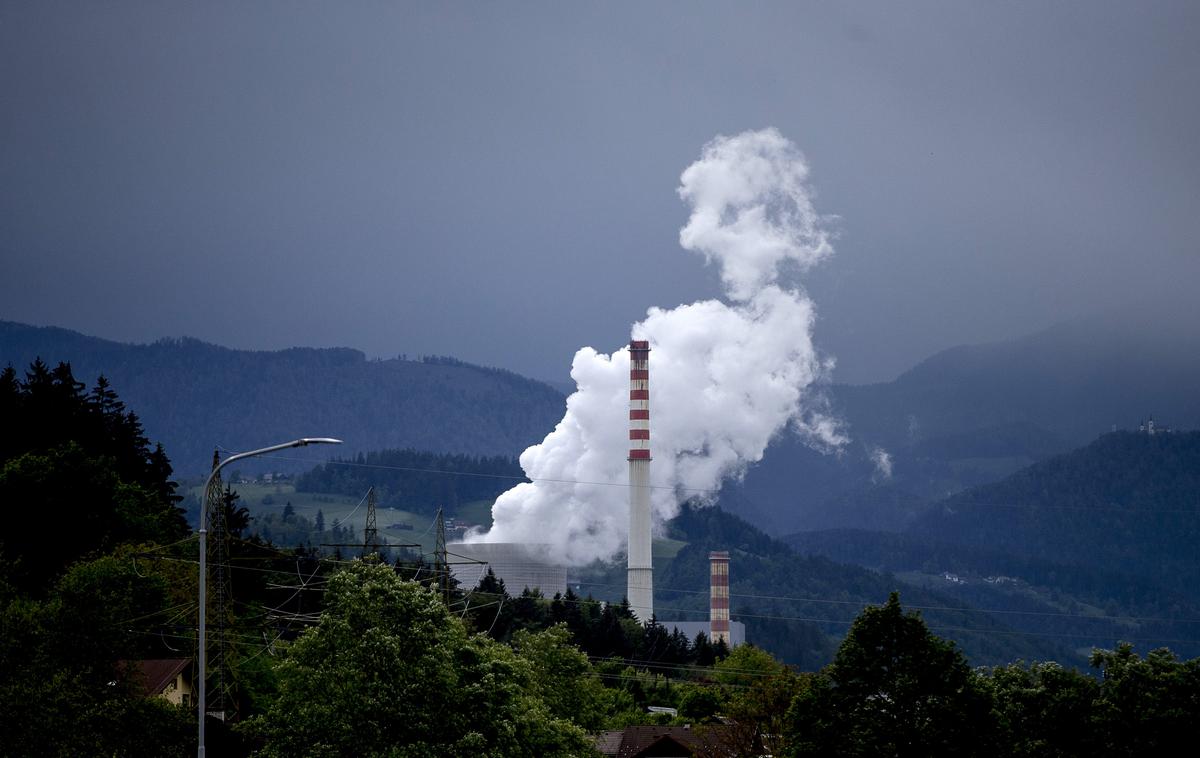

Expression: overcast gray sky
xmin=2 ymin=1 xmax=1197 ymax=384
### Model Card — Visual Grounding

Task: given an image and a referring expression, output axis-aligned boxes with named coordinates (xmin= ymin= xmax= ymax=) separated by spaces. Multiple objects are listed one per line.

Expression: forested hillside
xmin=788 ymin=431 xmax=1200 ymax=658
xmin=0 ymin=321 xmax=564 ymax=475
xmin=651 ymin=503 xmax=1071 ymax=668
xmin=296 ymin=448 xmax=524 ymax=516
xmin=912 ymin=431 xmax=1200 ymax=589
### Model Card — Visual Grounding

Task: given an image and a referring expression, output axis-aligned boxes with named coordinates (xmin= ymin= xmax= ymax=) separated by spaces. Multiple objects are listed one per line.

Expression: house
xmin=595 ymin=725 xmax=748 ymax=758
xmin=120 ymin=658 xmax=195 ymax=708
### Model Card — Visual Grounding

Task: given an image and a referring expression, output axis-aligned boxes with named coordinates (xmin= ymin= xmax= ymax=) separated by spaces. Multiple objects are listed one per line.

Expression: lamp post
xmin=197 ymin=437 xmax=341 ymax=757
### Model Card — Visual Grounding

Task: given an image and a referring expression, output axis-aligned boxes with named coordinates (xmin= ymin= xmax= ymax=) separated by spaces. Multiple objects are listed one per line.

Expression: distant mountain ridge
xmin=731 ymin=304 xmax=1200 ymax=534
xmin=0 ymin=321 xmax=565 ymax=475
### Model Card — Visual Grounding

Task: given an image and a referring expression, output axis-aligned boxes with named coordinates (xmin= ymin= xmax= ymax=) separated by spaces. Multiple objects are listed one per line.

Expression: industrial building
xmin=445 ymin=541 xmax=567 ymax=596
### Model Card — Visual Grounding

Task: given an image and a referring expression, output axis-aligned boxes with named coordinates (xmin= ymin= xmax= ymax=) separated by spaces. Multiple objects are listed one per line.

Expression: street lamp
xmin=197 ymin=437 xmax=341 ymax=758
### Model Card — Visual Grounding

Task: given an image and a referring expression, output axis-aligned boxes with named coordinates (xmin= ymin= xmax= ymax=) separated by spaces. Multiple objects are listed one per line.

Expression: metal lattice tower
xmin=434 ymin=507 xmax=449 ymax=603
xmin=363 ymin=486 xmax=380 ymax=558
xmin=205 ymin=449 xmax=235 ymax=721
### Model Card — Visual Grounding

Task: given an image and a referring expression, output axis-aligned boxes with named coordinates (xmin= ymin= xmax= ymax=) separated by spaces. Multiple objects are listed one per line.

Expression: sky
xmin=2 ymin=1 xmax=1198 ymax=385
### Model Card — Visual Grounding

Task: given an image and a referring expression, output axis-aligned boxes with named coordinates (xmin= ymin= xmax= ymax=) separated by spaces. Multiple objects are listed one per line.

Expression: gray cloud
xmin=2 ymin=2 xmax=1197 ymax=385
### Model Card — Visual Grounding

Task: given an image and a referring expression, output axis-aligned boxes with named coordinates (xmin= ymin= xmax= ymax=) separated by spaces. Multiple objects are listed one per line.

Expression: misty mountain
xmin=787 ymin=431 xmax=1200 ymax=659
xmin=730 ymin=304 xmax=1200 ymax=534
xmin=0 ymin=321 xmax=564 ymax=476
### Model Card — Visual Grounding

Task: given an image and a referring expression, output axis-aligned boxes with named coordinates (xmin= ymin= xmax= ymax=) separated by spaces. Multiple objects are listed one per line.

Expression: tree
xmin=699 ymin=645 xmax=801 ymax=757
xmin=984 ymin=660 xmax=1098 ymax=758
xmin=1089 ymin=643 xmax=1200 ymax=756
xmin=0 ymin=363 xmax=186 ymax=593
xmin=785 ymin=593 xmax=994 ymax=757
xmin=0 ymin=555 xmax=192 ymax=757
xmin=242 ymin=561 xmax=596 ymax=757
xmin=511 ymin=624 xmax=608 ymax=732
xmin=678 ymin=687 xmax=723 ymax=723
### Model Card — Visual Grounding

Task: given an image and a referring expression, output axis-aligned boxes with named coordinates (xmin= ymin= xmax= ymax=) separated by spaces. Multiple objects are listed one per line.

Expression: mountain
xmin=0 ymin=321 xmax=565 ymax=475
xmin=655 ymin=503 xmax=1074 ymax=668
xmin=787 ymin=431 xmax=1200 ymax=659
xmin=729 ymin=303 xmax=1200 ymax=534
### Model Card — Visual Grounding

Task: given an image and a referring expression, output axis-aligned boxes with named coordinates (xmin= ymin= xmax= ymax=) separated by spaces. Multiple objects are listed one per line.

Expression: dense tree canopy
xmin=0 ymin=361 xmax=186 ymax=592
xmin=786 ymin=593 xmax=994 ymax=757
xmin=243 ymin=561 xmax=597 ymax=757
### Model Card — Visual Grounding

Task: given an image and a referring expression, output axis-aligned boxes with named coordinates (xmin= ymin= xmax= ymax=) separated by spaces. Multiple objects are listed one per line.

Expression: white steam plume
xmin=470 ymin=128 xmax=844 ymax=564
xmin=870 ymin=446 xmax=894 ymax=481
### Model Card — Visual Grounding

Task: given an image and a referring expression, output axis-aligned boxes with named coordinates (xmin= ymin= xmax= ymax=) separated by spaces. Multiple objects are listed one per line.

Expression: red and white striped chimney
xmin=709 ymin=551 xmax=730 ymax=645
xmin=627 ymin=339 xmax=653 ymax=622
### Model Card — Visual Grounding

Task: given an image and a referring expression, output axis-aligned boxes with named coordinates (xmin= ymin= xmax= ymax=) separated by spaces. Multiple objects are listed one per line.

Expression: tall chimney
xmin=709 ymin=551 xmax=730 ymax=645
xmin=627 ymin=339 xmax=653 ymax=622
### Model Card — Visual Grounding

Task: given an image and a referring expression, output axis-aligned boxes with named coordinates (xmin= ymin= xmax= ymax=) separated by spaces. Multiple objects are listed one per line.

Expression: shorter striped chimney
xmin=709 ymin=551 xmax=730 ymax=645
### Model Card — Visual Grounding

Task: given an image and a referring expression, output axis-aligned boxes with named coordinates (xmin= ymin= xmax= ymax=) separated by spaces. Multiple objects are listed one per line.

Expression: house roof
xmin=610 ymin=726 xmax=711 ymax=758
xmin=120 ymin=658 xmax=191 ymax=696
xmin=596 ymin=730 xmax=625 ymax=756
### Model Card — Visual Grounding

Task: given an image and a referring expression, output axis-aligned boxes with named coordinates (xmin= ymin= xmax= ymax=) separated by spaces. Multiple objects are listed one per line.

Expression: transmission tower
xmin=363 ymin=486 xmax=380 ymax=559
xmin=434 ymin=507 xmax=449 ymax=603
xmin=206 ymin=449 xmax=235 ymax=722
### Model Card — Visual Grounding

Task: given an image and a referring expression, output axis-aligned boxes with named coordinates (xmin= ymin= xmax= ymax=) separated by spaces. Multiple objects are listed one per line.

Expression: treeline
xmin=296 ymin=448 xmax=525 ymax=515
xmin=245 ymin=562 xmax=1200 ymax=757
xmin=0 ymin=361 xmax=194 ymax=753
xmin=0 ymin=360 xmax=186 ymax=593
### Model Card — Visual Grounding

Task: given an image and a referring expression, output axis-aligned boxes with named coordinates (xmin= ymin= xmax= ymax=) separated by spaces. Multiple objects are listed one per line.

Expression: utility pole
xmin=196 ymin=437 xmax=341 ymax=758
xmin=206 ymin=450 xmax=234 ymax=723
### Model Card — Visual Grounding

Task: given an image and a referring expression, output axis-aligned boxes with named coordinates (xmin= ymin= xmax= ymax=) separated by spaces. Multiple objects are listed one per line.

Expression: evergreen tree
xmin=785 ymin=593 xmax=995 ymax=757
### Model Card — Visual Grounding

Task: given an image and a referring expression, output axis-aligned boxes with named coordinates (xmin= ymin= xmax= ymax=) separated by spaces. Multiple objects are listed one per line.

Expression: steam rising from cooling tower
xmin=471 ymin=128 xmax=845 ymax=564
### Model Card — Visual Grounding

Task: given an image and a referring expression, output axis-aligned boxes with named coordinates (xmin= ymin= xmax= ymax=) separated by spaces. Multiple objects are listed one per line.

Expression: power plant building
xmin=445 ymin=542 xmax=567 ymax=596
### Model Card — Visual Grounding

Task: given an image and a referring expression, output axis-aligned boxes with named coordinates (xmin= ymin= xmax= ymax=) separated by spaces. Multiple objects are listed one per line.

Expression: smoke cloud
xmin=470 ymin=128 xmax=844 ymax=564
